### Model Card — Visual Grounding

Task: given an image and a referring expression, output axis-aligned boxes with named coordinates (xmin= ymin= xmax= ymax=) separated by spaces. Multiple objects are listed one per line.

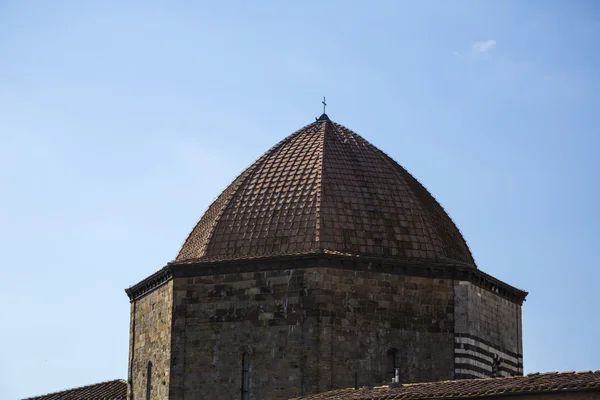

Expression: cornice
xmin=125 ymin=251 xmax=527 ymax=304
xmin=124 ymin=266 xmax=173 ymax=301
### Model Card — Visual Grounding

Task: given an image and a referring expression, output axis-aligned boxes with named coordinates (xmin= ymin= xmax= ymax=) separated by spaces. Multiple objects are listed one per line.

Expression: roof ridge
xmin=402 ymin=374 xmax=529 ymax=387
xmin=23 ymin=378 xmax=126 ymax=400
xmin=314 ymin=119 xmax=327 ymax=250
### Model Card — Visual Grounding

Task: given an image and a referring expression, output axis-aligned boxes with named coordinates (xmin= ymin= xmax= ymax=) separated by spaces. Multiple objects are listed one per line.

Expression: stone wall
xmin=126 ymin=261 xmax=525 ymax=399
xmin=168 ymin=269 xmax=314 ymax=400
xmin=454 ymin=281 xmax=523 ymax=379
xmin=167 ymin=267 xmax=456 ymax=400
xmin=129 ymin=280 xmax=173 ymax=400
xmin=315 ymin=268 xmax=455 ymax=388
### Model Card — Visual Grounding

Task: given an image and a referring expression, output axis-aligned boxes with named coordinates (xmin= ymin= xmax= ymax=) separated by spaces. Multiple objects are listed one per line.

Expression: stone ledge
xmin=125 ymin=251 xmax=527 ymax=304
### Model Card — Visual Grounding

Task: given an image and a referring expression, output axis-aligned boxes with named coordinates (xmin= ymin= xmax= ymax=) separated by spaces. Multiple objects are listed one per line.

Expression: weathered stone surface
xmin=128 ymin=281 xmax=173 ymax=400
xmin=314 ymin=268 xmax=455 ymax=388
xmin=162 ymin=267 xmax=456 ymax=399
xmin=167 ymin=269 xmax=311 ymax=399
xmin=454 ymin=281 xmax=523 ymax=379
xmin=126 ymin=264 xmax=525 ymax=400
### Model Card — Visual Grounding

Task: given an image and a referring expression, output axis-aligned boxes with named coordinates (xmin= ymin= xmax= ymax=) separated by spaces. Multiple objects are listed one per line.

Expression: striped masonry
xmin=454 ymin=334 xmax=523 ymax=379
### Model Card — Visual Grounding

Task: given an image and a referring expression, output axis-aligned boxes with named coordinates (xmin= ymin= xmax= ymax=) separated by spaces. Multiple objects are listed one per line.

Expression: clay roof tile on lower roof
xmin=290 ymin=371 xmax=600 ymax=399
xmin=22 ymin=379 xmax=127 ymax=400
xmin=176 ymin=116 xmax=475 ymax=267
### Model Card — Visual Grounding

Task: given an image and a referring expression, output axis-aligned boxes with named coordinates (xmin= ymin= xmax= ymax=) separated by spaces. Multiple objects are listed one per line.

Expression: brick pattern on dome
xmin=176 ymin=118 xmax=474 ymax=266
xmin=23 ymin=379 xmax=127 ymax=400
xmin=320 ymin=123 xmax=452 ymax=261
xmin=177 ymin=122 xmax=324 ymax=261
xmin=323 ymin=122 xmax=473 ymax=264
xmin=176 ymin=171 xmax=249 ymax=261
xmin=291 ymin=371 xmax=600 ymax=400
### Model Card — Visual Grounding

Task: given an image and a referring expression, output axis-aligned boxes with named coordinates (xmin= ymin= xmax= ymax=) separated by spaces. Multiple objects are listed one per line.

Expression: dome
xmin=176 ymin=115 xmax=475 ymax=267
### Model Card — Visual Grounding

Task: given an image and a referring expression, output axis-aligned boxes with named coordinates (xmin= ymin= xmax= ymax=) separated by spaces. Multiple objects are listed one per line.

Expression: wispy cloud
xmin=472 ymin=40 xmax=496 ymax=52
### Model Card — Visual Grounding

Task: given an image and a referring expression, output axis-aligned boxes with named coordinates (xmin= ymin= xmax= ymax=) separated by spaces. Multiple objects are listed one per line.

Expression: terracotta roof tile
xmin=22 ymin=379 xmax=127 ymax=400
xmin=176 ymin=117 xmax=474 ymax=267
xmin=290 ymin=371 xmax=600 ymax=399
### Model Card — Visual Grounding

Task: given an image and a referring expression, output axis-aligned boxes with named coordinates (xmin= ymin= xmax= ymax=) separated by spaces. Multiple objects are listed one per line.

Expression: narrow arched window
xmin=241 ymin=352 xmax=250 ymax=400
xmin=387 ymin=349 xmax=398 ymax=382
xmin=146 ymin=361 xmax=153 ymax=400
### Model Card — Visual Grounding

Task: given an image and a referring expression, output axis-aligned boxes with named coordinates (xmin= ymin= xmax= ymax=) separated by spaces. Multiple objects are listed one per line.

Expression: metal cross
xmin=322 ymin=97 xmax=327 ymax=114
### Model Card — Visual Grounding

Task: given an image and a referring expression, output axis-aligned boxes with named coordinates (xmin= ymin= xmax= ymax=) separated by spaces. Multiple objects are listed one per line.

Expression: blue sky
xmin=1 ymin=1 xmax=599 ymax=398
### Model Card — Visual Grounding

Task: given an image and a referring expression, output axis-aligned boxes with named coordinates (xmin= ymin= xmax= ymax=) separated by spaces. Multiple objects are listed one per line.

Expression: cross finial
xmin=322 ymin=96 xmax=327 ymax=114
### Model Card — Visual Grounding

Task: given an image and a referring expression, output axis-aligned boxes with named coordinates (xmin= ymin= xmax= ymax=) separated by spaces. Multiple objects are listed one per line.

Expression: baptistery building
xmin=125 ymin=113 xmax=527 ymax=400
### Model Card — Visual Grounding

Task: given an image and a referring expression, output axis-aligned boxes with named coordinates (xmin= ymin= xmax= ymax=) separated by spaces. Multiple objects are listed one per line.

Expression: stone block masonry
xmin=454 ymin=281 xmax=523 ymax=379
xmin=166 ymin=267 xmax=457 ymax=399
xmin=316 ymin=268 xmax=456 ymax=388
xmin=126 ymin=257 xmax=525 ymax=400
xmin=168 ymin=269 xmax=313 ymax=400
xmin=129 ymin=280 xmax=173 ymax=400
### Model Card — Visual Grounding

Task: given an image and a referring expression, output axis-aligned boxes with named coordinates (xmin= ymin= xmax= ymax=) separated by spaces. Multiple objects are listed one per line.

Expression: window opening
xmin=387 ymin=349 xmax=398 ymax=383
xmin=241 ymin=352 xmax=250 ymax=400
xmin=146 ymin=361 xmax=153 ymax=400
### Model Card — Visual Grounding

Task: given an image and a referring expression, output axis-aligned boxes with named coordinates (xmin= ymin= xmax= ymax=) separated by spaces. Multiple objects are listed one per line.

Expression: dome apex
xmin=316 ymin=113 xmax=330 ymax=122
xmin=176 ymin=118 xmax=475 ymax=267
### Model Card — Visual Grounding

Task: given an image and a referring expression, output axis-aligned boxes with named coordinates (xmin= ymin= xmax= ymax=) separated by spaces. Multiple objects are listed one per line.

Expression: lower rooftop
xmin=290 ymin=371 xmax=600 ymax=399
xmin=21 ymin=371 xmax=600 ymax=400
